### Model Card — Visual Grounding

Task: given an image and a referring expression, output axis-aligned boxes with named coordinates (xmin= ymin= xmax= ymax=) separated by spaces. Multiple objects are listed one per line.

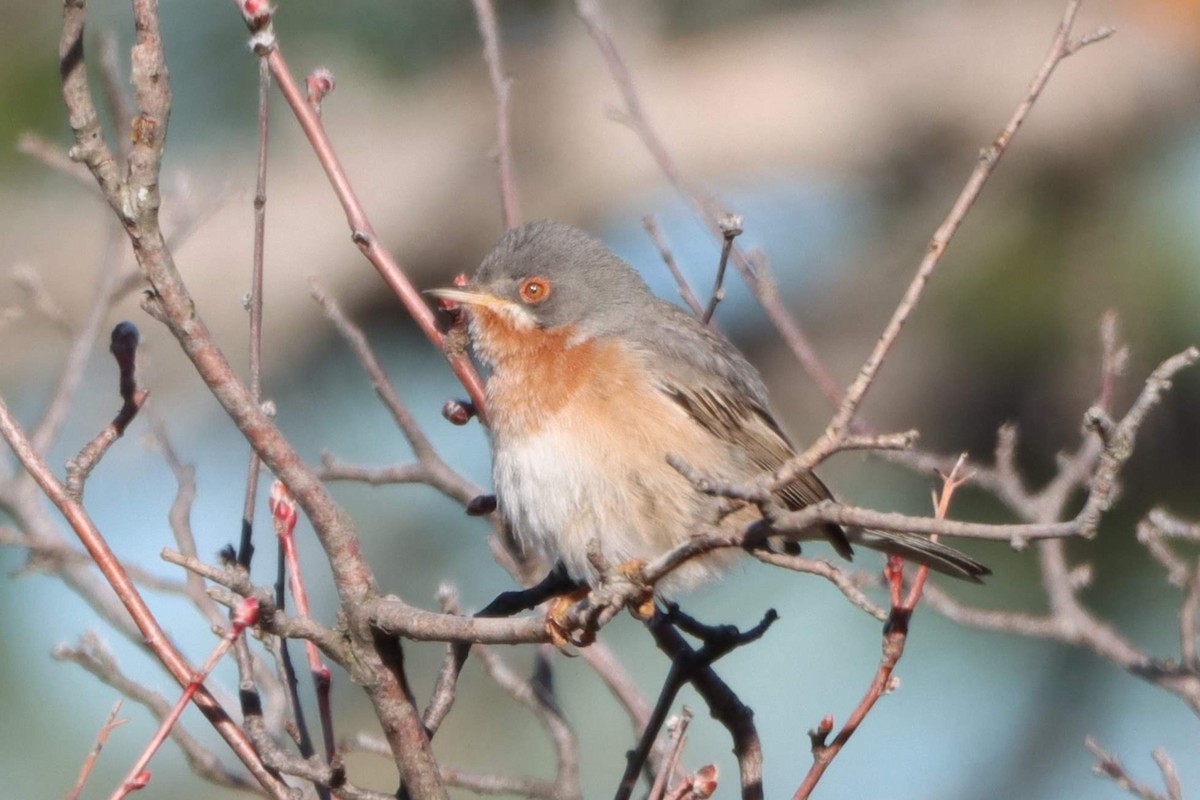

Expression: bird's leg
xmin=475 ymin=561 xmax=582 ymax=618
xmin=472 ymin=562 xmax=596 ymax=652
xmin=425 ymin=564 xmax=585 ymax=739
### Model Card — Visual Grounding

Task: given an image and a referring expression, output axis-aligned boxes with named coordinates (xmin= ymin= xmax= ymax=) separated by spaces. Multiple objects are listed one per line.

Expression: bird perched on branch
xmin=430 ymin=220 xmax=988 ymax=600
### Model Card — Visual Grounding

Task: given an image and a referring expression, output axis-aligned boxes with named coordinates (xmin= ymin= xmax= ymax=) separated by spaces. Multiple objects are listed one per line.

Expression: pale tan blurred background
xmin=2 ymin=0 xmax=1199 ymax=797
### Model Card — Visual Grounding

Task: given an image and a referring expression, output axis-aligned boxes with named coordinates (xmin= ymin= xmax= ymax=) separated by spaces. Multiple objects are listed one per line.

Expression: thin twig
xmin=54 ymin=633 xmax=258 ymax=793
xmin=67 ymin=700 xmax=128 ymax=800
xmin=231 ymin=0 xmax=487 ymax=418
xmin=236 ymin=55 xmax=270 ymax=569
xmin=111 ymin=599 xmax=259 ymax=798
xmin=269 ymin=483 xmax=337 ymax=772
xmin=792 ymin=460 xmax=969 ymax=799
xmin=647 ymin=708 xmax=692 ymax=800
xmin=471 ymin=0 xmax=521 ymax=229
xmin=0 ymin=399 xmax=284 ymax=795
xmin=643 ymin=215 xmax=704 ymax=317
xmin=829 ymin=0 xmax=1113 ymax=439
xmin=1085 ymin=738 xmax=1177 ymax=800
xmin=65 ymin=322 xmax=148 ymax=500
xmin=573 ymin=0 xmax=844 ymax=406
xmin=645 ymin=618 xmax=766 ymax=800
xmin=701 ymin=214 xmax=742 ymax=325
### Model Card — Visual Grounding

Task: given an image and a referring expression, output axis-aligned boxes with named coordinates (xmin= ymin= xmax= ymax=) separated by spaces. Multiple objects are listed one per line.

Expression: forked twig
xmin=67 ymin=700 xmax=128 ymax=800
xmin=792 ymin=459 xmax=971 ymax=799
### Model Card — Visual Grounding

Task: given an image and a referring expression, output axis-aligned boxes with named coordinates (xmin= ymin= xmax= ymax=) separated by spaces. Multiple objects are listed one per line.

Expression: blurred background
xmin=2 ymin=0 xmax=1199 ymax=797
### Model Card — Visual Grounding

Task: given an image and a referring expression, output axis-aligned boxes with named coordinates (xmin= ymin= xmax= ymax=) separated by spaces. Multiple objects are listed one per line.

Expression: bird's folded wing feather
xmin=634 ymin=301 xmax=853 ymax=557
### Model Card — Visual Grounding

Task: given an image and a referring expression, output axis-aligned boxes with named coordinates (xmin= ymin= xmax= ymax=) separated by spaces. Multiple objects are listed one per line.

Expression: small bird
xmin=430 ymin=221 xmax=988 ymax=596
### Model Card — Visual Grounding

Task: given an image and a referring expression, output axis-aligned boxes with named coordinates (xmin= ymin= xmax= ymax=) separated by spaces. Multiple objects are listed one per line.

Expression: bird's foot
xmin=613 ymin=559 xmax=655 ymax=621
xmin=545 ymin=587 xmax=592 ymax=651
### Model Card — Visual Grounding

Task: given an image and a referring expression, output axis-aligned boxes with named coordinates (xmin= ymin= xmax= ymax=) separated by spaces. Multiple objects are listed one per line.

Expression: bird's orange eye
xmin=518 ymin=277 xmax=551 ymax=304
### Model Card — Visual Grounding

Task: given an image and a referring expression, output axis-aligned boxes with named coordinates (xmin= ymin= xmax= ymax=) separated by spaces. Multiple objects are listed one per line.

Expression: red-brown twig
xmin=67 ymin=700 xmax=128 ymax=800
xmin=2 ymin=406 xmax=284 ymax=795
xmin=792 ymin=459 xmax=970 ymax=799
xmin=0 ymin=302 xmax=277 ymax=789
xmin=235 ymin=55 xmax=270 ymax=569
xmin=666 ymin=765 xmax=719 ymax=800
xmin=230 ymin=0 xmax=487 ymax=419
xmin=269 ymin=482 xmax=337 ymax=767
xmin=471 ymin=0 xmax=521 ymax=229
xmin=110 ymin=597 xmax=259 ymax=798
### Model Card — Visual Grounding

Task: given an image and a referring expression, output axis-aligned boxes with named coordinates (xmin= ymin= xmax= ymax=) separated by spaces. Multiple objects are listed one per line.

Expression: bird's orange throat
xmin=469 ymin=307 xmax=620 ymax=437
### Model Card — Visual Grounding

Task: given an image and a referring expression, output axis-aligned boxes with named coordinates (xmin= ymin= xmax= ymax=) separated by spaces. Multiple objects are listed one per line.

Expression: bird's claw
xmin=614 ymin=559 xmax=656 ymax=620
xmin=545 ymin=588 xmax=592 ymax=652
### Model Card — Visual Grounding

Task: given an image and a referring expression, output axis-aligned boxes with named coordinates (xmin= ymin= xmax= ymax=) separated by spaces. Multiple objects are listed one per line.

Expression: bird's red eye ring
xmin=518 ymin=276 xmax=552 ymax=304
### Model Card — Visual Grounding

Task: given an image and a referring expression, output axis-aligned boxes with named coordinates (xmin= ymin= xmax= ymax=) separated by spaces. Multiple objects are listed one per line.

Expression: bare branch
xmin=643 ymin=215 xmax=704 ymax=318
xmin=66 ymin=700 xmax=128 ymax=800
xmin=471 ymin=0 xmax=521 ymax=229
xmin=112 ymin=598 xmax=260 ymax=798
xmin=822 ymin=0 xmax=1114 ymax=439
xmin=64 ymin=322 xmax=149 ymax=500
xmin=793 ymin=460 xmax=969 ymax=799
xmin=750 ymin=551 xmax=887 ymax=622
xmin=230 ymin=0 xmax=487 ymax=417
xmin=1085 ymin=738 xmax=1179 ymax=800
xmin=645 ymin=615 xmax=766 ymax=800
xmin=701 ymin=214 xmax=742 ymax=325
xmin=573 ymin=0 xmax=845 ymax=407
xmin=0 ymin=396 xmax=286 ymax=795
xmin=54 ymin=633 xmax=259 ymax=793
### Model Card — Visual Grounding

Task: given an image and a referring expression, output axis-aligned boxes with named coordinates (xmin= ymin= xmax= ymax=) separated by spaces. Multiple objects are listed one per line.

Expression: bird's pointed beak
xmin=425 ymin=287 xmax=505 ymax=309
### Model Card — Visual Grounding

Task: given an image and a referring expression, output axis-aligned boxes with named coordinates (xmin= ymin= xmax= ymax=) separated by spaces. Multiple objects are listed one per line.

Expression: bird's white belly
xmin=494 ymin=423 xmax=628 ymax=583
xmin=492 ymin=412 xmax=731 ymax=591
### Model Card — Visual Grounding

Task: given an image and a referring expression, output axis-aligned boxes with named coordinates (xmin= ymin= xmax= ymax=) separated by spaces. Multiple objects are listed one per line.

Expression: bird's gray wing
xmin=629 ymin=302 xmax=991 ymax=581
xmin=632 ymin=300 xmax=854 ymax=558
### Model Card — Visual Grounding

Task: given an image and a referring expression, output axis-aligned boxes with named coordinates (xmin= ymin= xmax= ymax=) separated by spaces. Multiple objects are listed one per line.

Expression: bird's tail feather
xmin=847 ymin=528 xmax=991 ymax=583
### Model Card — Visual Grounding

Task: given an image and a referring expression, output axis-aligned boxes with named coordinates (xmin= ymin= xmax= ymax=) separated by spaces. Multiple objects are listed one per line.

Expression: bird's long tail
xmin=846 ymin=528 xmax=991 ymax=583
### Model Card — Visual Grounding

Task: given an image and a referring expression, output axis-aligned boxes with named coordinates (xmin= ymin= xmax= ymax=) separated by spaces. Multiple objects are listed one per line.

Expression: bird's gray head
xmin=429 ymin=220 xmax=655 ymax=339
